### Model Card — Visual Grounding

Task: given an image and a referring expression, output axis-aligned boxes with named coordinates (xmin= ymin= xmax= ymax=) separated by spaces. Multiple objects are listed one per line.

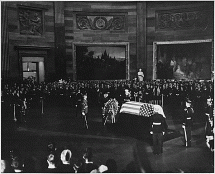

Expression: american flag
xmin=139 ymin=103 xmax=154 ymax=117
xmin=120 ymin=101 xmax=154 ymax=117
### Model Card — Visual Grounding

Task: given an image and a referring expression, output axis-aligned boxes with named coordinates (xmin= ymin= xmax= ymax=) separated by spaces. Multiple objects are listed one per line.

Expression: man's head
xmin=1 ymin=160 xmax=6 ymax=173
xmin=185 ymin=98 xmax=192 ymax=107
xmin=83 ymin=147 xmax=93 ymax=161
xmin=47 ymin=153 xmax=57 ymax=168
xmin=83 ymin=94 xmax=87 ymax=100
xmin=207 ymin=97 xmax=213 ymax=106
xmin=47 ymin=142 xmax=56 ymax=153
xmin=125 ymin=89 xmax=130 ymax=95
xmin=104 ymin=91 xmax=109 ymax=98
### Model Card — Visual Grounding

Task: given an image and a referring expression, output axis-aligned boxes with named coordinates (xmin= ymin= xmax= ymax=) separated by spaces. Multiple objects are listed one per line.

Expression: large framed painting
xmin=153 ymin=39 xmax=214 ymax=80
xmin=73 ymin=42 xmax=129 ymax=80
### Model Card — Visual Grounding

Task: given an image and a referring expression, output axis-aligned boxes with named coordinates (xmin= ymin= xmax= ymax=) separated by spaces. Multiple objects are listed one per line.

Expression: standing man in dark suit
xmin=182 ymin=98 xmax=194 ymax=147
xmin=150 ymin=107 xmax=167 ymax=155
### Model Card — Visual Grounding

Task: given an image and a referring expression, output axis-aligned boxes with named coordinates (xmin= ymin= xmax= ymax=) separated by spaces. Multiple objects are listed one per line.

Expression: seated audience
xmin=79 ymin=147 xmax=98 ymax=173
xmin=57 ymin=148 xmax=75 ymax=172
xmin=1 ymin=159 xmax=14 ymax=173
xmin=73 ymin=159 xmax=84 ymax=173
xmin=9 ymin=149 xmax=24 ymax=173
xmin=45 ymin=153 xmax=58 ymax=173
xmin=104 ymin=158 xmax=117 ymax=173
xmin=23 ymin=156 xmax=36 ymax=173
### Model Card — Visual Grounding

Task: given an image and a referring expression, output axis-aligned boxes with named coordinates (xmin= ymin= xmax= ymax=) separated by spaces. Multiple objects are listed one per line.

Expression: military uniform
xmin=100 ymin=91 xmax=110 ymax=125
xmin=182 ymin=100 xmax=194 ymax=147
xmin=150 ymin=112 xmax=167 ymax=155
xmin=75 ymin=90 xmax=83 ymax=117
xmin=205 ymin=98 xmax=214 ymax=151
xmin=81 ymin=95 xmax=88 ymax=129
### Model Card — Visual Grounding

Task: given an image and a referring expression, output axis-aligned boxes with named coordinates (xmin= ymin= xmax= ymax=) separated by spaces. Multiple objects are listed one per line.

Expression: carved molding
xmin=76 ymin=15 xmax=125 ymax=30
xmin=19 ymin=7 xmax=43 ymax=35
xmin=156 ymin=8 xmax=212 ymax=31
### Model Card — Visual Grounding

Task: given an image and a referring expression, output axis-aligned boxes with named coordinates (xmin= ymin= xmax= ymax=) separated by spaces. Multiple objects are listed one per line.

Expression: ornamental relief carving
xmin=156 ymin=9 xmax=211 ymax=31
xmin=19 ymin=8 xmax=43 ymax=35
xmin=76 ymin=15 xmax=125 ymax=30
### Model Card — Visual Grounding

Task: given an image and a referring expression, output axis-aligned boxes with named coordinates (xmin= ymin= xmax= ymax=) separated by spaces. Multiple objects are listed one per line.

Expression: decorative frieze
xmin=156 ymin=8 xmax=212 ymax=31
xmin=19 ymin=7 xmax=43 ymax=35
xmin=76 ymin=15 xmax=125 ymax=30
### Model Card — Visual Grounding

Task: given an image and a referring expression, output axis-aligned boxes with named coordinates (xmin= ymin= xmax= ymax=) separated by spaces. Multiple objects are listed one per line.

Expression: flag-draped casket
xmin=119 ymin=101 xmax=165 ymax=118
xmin=117 ymin=101 xmax=166 ymax=137
xmin=103 ymin=100 xmax=165 ymax=128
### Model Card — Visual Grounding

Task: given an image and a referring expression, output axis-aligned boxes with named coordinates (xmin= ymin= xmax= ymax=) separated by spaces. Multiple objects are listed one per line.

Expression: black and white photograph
xmin=1 ymin=1 xmax=214 ymax=173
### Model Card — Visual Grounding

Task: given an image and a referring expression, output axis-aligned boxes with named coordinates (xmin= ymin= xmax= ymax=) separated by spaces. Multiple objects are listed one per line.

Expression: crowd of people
xmin=1 ymin=142 xmax=120 ymax=173
xmin=2 ymin=77 xmax=213 ymax=108
xmin=1 ymin=77 xmax=214 ymax=169
xmin=1 ymin=78 xmax=213 ymax=127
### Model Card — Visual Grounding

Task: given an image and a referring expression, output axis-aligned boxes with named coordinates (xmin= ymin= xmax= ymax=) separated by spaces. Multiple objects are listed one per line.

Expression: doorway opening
xmin=22 ymin=57 xmax=44 ymax=83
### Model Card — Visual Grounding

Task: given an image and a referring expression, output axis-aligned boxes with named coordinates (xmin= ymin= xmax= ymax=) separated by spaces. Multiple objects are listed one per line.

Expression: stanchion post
xmin=162 ymin=94 xmax=164 ymax=108
xmin=13 ymin=104 xmax=17 ymax=122
xmin=41 ymin=97 xmax=44 ymax=114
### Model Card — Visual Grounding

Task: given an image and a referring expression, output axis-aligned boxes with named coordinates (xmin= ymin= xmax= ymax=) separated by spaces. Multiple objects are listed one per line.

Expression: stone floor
xmin=1 ymin=100 xmax=214 ymax=173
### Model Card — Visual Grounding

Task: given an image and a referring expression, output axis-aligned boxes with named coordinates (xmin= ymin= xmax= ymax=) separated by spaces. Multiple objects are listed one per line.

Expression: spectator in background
xmin=47 ymin=142 xmax=57 ymax=154
xmin=45 ymin=153 xmax=58 ymax=173
xmin=23 ymin=157 xmax=36 ymax=173
xmin=40 ymin=142 xmax=58 ymax=172
xmin=104 ymin=158 xmax=117 ymax=173
xmin=122 ymin=161 xmax=138 ymax=173
xmin=79 ymin=147 xmax=98 ymax=173
xmin=9 ymin=149 xmax=24 ymax=173
xmin=57 ymin=149 xmax=74 ymax=172
xmin=73 ymin=159 xmax=84 ymax=173
xmin=1 ymin=159 xmax=14 ymax=173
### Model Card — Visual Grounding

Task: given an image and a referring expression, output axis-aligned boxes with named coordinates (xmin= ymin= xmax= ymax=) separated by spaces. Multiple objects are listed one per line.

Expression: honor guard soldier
xmin=182 ymin=98 xmax=194 ymax=147
xmin=150 ymin=106 xmax=167 ymax=155
xmin=100 ymin=90 xmax=110 ymax=125
xmin=205 ymin=96 xmax=214 ymax=152
xmin=75 ymin=89 xmax=83 ymax=117
xmin=81 ymin=93 xmax=89 ymax=129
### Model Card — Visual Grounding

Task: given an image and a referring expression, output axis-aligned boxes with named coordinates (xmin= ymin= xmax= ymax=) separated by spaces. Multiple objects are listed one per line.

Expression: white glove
xmin=150 ymin=131 xmax=153 ymax=134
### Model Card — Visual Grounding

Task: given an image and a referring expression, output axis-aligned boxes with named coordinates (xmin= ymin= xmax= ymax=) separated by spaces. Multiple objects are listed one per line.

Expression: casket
xmin=119 ymin=101 xmax=165 ymax=118
xmin=117 ymin=101 xmax=166 ymax=138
